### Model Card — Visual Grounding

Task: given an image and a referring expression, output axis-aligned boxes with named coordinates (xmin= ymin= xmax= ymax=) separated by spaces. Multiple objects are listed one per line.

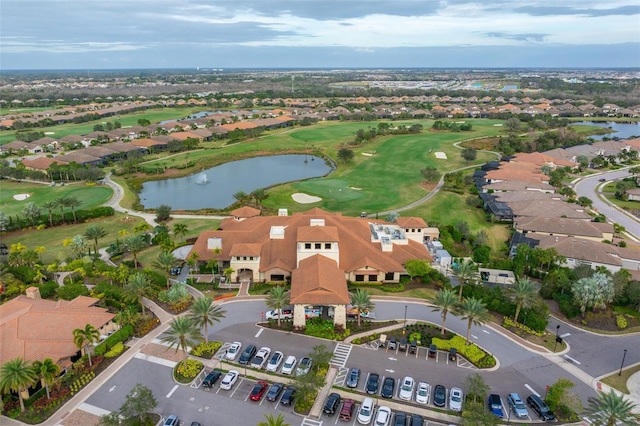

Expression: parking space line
xmin=166 ymin=385 xmax=178 ymax=398
xmin=230 ymin=378 xmax=244 ymax=398
xmin=525 ymin=384 xmax=540 ymax=397
xmin=255 ymin=328 xmax=264 ymax=338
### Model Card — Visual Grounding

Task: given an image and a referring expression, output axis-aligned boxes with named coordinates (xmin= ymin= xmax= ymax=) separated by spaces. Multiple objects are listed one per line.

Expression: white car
xmin=219 ymin=370 xmax=239 ymax=390
xmin=374 ymin=406 xmax=391 ymax=426
xmin=225 ymin=342 xmax=241 ymax=360
xmin=399 ymin=376 xmax=415 ymax=401
xmin=449 ymin=387 xmax=463 ymax=412
xmin=415 ymin=381 xmax=430 ymax=404
xmin=251 ymin=347 xmax=271 ymax=369
xmin=266 ymin=351 xmax=284 ymax=372
xmin=281 ymin=355 xmax=297 ymax=375
xmin=295 ymin=357 xmax=312 ymax=376
xmin=357 ymin=397 xmax=375 ymax=425
xmin=265 ymin=308 xmax=293 ymax=320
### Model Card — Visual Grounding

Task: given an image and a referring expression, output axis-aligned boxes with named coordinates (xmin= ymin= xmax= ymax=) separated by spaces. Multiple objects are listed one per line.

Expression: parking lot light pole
xmin=553 ymin=325 xmax=561 ymax=352
xmin=619 ymin=349 xmax=628 ymax=376
xmin=403 ymin=305 xmax=407 ymax=334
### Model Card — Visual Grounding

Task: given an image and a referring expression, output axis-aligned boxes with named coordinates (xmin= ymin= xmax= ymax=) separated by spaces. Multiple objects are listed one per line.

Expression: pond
xmin=139 ymin=154 xmax=331 ymax=210
xmin=573 ymin=121 xmax=640 ymax=141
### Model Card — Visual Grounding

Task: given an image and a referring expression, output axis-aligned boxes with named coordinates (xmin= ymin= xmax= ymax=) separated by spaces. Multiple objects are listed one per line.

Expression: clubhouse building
xmin=187 ymin=208 xmax=438 ymax=328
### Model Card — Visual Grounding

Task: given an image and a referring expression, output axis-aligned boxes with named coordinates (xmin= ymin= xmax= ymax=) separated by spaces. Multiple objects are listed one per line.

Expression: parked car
xmin=266 ymin=351 xmax=283 ymax=372
xmin=507 ymin=393 xmax=529 ymax=418
xmin=190 ymin=422 xmax=202 ymax=426
xmin=599 ymin=178 xmax=606 ymax=182
xmin=346 ymin=368 xmax=361 ymax=388
xmin=219 ymin=370 xmax=239 ymax=390
xmin=357 ymin=397 xmax=375 ymax=425
xmin=164 ymin=415 xmax=179 ymax=426
xmin=409 ymin=413 xmax=424 ymax=426
xmin=296 ymin=357 xmax=312 ymax=375
xmin=488 ymin=393 xmax=504 ymax=418
xmin=169 ymin=266 xmax=181 ymax=276
xmin=238 ymin=344 xmax=257 ymax=365
xmin=250 ymin=347 xmax=271 ymax=369
xmin=374 ymin=406 xmax=392 ymax=426
xmin=281 ymin=355 xmax=297 ymax=375
xmin=366 ymin=373 xmax=380 ymax=394
xmin=409 ymin=340 xmax=418 ymax=354
xmin=381 ymin=376 xmax=395 ymax=398
xmin=449 ymin=348 xmax=457 ymax=361
xmin=280 ymin=386 xmax=296 ymax=405
xmin=339 ymin=398 xmax=355 ymax=421
xmin=399 ymin=376 xmax=415 ymax=400
xmin=249 ymin=380 xmax=269 ymax=401
xmin=415 ymin=381 xmax=430 ymax=404
xmin=323 ymin=392 xmax=341 ymax=415
xmin=265 ymin=308 xmax=293 ymax=320
xmin=449 ymin=387 xmax=463 ymax=412
xmin=393 ymin=411 xmax=407 ymax=426
xmin=433 ymin=384 xmax=446 ymax=407
xmin=428 ymin=344 xmax=437 ymax=358
xmin=398 ymin=338 xmax=408 ymax=352
xmin=225 ymin=341 xmax=242 ymax=361
xmin=202 ymin=369 xmax=221 ymax=388
xmin=527 ymin=394 xmax=556 ymax=421
xmin=388 ymin=336 xmax=397 ymax=350
xmin=266 ymin=382 xmax=284 ymax=401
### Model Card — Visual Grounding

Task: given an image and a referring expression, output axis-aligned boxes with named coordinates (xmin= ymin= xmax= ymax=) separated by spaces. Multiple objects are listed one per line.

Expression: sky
xmin=1 ymin=0 xmax=639 ymax=70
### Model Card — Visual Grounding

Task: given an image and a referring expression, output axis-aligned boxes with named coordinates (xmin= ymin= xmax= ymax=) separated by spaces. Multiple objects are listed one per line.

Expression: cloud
xmin=484 ymin=32 xmax=549 ymax=42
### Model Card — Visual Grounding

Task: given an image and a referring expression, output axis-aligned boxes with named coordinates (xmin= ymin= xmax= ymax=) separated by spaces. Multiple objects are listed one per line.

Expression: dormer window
xmin=315 ymin=243 xmax=321 ymax=249
xmin=305 ymin=243 xmax=311 ymax=249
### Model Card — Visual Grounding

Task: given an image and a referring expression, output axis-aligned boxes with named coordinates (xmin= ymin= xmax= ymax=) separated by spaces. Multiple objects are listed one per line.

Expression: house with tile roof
xmin=188 ymin=208 xmax=435 ymax=328
xmin=0 ymin=287 xmax=117 ymax=369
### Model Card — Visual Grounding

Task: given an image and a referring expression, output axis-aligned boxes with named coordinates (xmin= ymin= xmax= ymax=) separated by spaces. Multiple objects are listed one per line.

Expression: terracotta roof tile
xmin=290 ymin=255 xmax=350 ymax=305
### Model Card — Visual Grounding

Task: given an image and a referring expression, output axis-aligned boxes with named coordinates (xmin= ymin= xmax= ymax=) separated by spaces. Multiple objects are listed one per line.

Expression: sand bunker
xmin=493 ymin=124 xmax=504 ymax=127
xmin=292 ymin=193 xmax=322 ymax=204
xmin=350 ymin=187 xmax=362 ymax=191
xmin=434 ymin=152 xmax=448 ymax=160
xmin=13 ymin=193 xmax=31 ymax=201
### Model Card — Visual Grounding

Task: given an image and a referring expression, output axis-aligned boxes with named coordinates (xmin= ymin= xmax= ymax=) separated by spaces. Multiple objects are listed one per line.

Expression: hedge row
xmin=431 ymin=335 xmax=495 ymax=368
xmin=94 ymin=324 xmax=134 ymax=356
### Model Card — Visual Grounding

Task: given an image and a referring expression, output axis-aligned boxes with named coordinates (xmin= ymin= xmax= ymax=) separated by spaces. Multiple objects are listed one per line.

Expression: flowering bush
xmin=105 ymin=342 xmax=124 ymax=358
xmin=175 ymin=358 xmax=203 ymax=383
xmin=69 ymin=372 xmax=95 ymax=395
xmin=503 ymin=316 xmax=545 ymax=337
xmin=431 ymin=335 xmax=495 ymax=367
xmin=616 ymin=315 xmax=628 ymax=330
xmin=190 ymin=341 xmax=222 ymax=358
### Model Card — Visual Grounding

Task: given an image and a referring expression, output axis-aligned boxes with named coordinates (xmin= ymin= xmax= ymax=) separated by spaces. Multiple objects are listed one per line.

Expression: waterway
xmin=573 ymin=121 xmax=640 ymax=140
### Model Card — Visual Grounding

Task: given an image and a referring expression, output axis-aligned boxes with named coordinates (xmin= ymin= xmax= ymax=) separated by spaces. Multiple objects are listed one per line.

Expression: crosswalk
xmin=329 ymin=343 xmax=352 ymax=368
xmin=300 ymin=418 xmax=322 ymax=426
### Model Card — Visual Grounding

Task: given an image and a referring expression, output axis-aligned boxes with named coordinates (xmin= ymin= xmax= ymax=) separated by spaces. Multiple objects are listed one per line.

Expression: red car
xmin=249 ymin=381 xmax=269 ymax=401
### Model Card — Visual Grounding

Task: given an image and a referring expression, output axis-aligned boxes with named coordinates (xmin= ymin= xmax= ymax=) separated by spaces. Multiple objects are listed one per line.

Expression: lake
xmin=574 ymin=121 xmax=640 ymax=141
xmin=139 ymin=154 xmax=331 ymax=210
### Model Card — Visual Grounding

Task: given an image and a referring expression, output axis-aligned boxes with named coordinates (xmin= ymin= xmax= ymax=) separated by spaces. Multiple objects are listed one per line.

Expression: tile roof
xmin=231 ymin=206 xmax=261 ymax=218
xmin=396 ymin=217 xmax=428 ymax=228
xmin=515 ymin=216 xmax=613 ymax=238
xmin=22 ymin=156 xmax=64 ymax=170
xmin=290 ymin=255 xmax=350 ymax=305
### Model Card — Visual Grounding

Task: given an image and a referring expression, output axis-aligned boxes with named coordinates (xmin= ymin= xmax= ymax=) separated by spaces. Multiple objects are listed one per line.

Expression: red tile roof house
xmin=0 ymin=287 xmax=117 ymax=393
xmin=188 ymin=208 xmax=436 ymax=328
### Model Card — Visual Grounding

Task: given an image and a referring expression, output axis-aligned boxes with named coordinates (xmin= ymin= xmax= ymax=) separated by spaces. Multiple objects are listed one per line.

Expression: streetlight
xmin=619 ymin=349 xmax=628 ymax=376
xmin=403 ymin=305 xmax=407 ymax=334
xmin=553 ymin=325 xmax=561 ymax=352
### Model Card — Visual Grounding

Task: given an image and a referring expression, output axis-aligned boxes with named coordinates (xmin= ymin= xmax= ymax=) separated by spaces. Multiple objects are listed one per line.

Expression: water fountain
xmin=196 ymin=172 xmax=209 ymax=184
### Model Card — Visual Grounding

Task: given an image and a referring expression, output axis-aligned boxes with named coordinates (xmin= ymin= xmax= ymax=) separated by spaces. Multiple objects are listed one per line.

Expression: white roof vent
xmin=207 ymin=237 xmax=222 ymax=250
xmin=278 ymin=208 xmax=288 ymax=216
xmin=310 ymin=218 xmax=325 ymax=227
xmin=270 ymin=226 xmax=285 ymax=239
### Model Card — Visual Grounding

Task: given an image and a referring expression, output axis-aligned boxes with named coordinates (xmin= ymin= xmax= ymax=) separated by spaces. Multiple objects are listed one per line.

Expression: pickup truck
xmin=265 ymin=309 xmax=293 ymax=320
xmin=346 ymin=306 xmax=376 ymax=319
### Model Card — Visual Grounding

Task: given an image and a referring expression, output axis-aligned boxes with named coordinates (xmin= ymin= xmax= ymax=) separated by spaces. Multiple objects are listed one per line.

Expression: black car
xmin=428 ymin=344 xmax=438 ymax=358
xmin=366 ymin=373 xmax=380 ymax=394
xmin=394 ymin=411 xmax=407 ymax=426
xmin=169 ymin=266 xmax=182 ymax=276
xmin=381 ymin=376 xmax=395 ymax=398
xmin=280 ymin=386 xmax=296 ymax=405
xmin=323 ymin=392 xmax=341 ymax=415
xmin=238 ymin=344 xmax=257 ymax=365
xmin=202 ymin=369 xmax=222 ymax=388
xmin=346 ymin=368 xmax=360 ymax=388
xmin=409 ymin=413 xmax=424 ymax=426
xmin=433 ymin=384 xmax=446 ymax=407
xmin=266 ymin=382 xmax=284 ymax=402
xmin=527 ymin=394 xmax=556 ymax=421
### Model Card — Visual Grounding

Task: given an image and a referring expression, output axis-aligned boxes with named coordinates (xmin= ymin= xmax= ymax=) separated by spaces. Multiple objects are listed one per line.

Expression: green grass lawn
xmin=0 ymin=181 xmax=113 ymax=217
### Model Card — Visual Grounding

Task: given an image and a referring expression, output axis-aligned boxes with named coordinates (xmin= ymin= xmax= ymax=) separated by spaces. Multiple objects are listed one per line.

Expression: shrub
xmin=175 ymin=358 xmax=203 ymax=383
xmin=554 ymin=293 xmax=580 ymax=319
xmin=56 ymin=283 xmax=90 ymax=300
xmin=503 ymin=316 xmax=545 ymax=337
xmin=94 ymin=325 xmax=133 ymax=355
xmin=191 ymin=341 xmax=222 ymax=358
xmin=431 ymin=335 xmax=493 ymax=367
xmin=379 ymin=283 xmax=405 ymax=292
xmin=104 ymin=342 xmax=125 ymax=358
xmin=134 ymin=316 xmax=160 ymax=337
xmin=158 ymin=282 xmax=189 ymax=302
xmin=616 ymin=315 xmax=628 ymax=330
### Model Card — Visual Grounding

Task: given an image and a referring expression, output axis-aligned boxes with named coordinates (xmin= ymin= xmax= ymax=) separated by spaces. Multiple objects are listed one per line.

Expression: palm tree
xmin=125 ymin=272 xmax=153 ymax=316
xmin=160 ymin=317 xmax=202 ymax=359
xmin=0 ymin=358 xmax=37 ymax=412
xmin=65 ymin=196 xmax=82 ymax=223
xmin=188 ymin=297 xmax=226 ymax=343
xmin=452 ymin=258 xmax=480 ymax=301
xmin=73 ymin=324 xmax=100 ymax=366
xmin=266 ymin=286 xmax=290 ymax=327
xmin=223 ymin=266 xmax=235 ymax=283
xmin=250 ymin=188 xmax=268 ymax=207
xmin=153 ymin=251 xmax=177 ymax=289
xmin=508 ymin=278 xmax=539 ymax=323
xmin=430 ymin=288 xmax=459 ymax=335
xmin=124 ymin=234 xmax=148 ymax=268
xmin=55 ymin=196 xmax=68 ymax=223
xmin=42 ymin=201 xmax=57 ymax=227
xmin=350 ymin=288 xmax=375 ymax=327
xmin=232 ymin=190 xmax=248 ymax=204
xmin=32 ymin=358 xmax=60 ymax=400
xmin=257 ymin=413 xmax=290 ymax=426
xmin=458 ymin=297 xmax=490 ymax=345
xmin=585 ymin=389 xmax=640 ymax=426
xmin=173 ymin=223 xmax=188 ymax=242
xmin=84 ymin=224 xmax=108 ymax=255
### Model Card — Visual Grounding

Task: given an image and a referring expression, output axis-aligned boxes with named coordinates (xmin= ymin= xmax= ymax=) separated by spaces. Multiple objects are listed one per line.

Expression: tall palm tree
xmin=585 ymin=389 xmax=640 ymax=426
xmin=173 ymin=223 xmax=188 ymax=242
xmin=430 ymin=288 xmax=459 ymax=335
xmin=55 ymin=196 xmax=68 ymax=223
xmin=125 ymin=272 xmax=153 ymax=316
xmin=153 ymin=251 xmax=177 ymax=289
xmin=188 ymin=297 xmax=226 ymax=343
xmin=452 ymin=258 xmax=480 ymax=300
xmin=458 ymin=297 xmax=490 ymax=345
xmin=73 ymin=324 xmax=100 ymax=366
xmin=42 ymin=201 xmax=57 ymax=227
xmin=266 ymin=286 xmax=290 ymax=327
xmin=0 ymin=358 xmax=37 ymax=412
xmin=124 ymin=234 xmax=148 ymax=268
xmin=32 ymin=358 xmax=60 ymax=400
xmin=65 ymin=196 xmax=82 ymax=223
xmin=350 ymin=288 xmax=375 ymax=327
xmin=160 ymin=317 xmax=203 ymax=359
xmin=257 ymin=413 xmax=291 ymax=426
xmin=84 ymin=224 xmax=108 ymax=255
xmin=508 ymin=278 xmax=539 ymax=323
xmin=232 ymin=191 xmax=248 ymax=204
